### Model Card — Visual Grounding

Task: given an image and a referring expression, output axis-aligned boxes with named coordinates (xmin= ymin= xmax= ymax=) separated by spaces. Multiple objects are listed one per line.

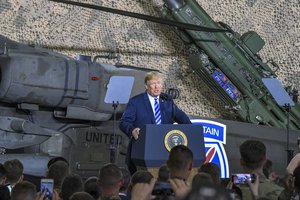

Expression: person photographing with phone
xmin=10 ymin=181 xmax=59 ymax=200
xmin=237 ymin=139 xmax=283 ymax=200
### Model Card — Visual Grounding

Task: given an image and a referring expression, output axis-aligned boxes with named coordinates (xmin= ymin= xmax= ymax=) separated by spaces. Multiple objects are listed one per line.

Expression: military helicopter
xmin=0 ymin=34 xmax=151 ymax=178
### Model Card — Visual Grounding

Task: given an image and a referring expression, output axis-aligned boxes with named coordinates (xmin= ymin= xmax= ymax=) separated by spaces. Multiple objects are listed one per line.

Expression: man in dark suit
xmin=119 ymin=71 xmax=191 ymax=174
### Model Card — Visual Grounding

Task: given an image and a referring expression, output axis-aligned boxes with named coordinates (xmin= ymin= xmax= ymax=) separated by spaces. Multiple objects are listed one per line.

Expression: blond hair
xmin=144 ymin=71 xmax=162 ymax=85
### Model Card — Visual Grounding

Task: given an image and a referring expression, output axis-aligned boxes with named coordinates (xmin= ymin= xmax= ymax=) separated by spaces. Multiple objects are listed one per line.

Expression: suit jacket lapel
xmin=143 ymin=92 xmax=155 ymax=124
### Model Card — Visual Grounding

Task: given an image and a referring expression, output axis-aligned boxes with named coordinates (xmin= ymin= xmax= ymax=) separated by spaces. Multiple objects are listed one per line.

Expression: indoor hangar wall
xmin=0 ymin=0 xmax=299 ymax=120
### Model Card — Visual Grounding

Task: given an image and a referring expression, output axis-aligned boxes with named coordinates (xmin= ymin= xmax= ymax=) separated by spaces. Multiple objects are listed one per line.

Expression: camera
xmin=41 ymin=178 xmax=53 ymax=200
xmin=152 ymin=181 xmax=174 ymax=196
xmin=231 ymin=174 xmax=256 ymax=184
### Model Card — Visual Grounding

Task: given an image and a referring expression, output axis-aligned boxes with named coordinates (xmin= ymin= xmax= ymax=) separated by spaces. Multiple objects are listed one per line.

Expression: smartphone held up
xmin=231 ymin=174 xmax=256 ymax=185
xmin=41 ymin=178 xmax=54 ymax=200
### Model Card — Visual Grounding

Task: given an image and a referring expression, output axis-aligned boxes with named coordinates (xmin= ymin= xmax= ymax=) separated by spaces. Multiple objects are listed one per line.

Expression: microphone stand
xmin=284 ymin=103 xmax=294 ymax=164
xmin=166 ymin=88 xmax=179 ymax=124
xmin=171 ymin=97 xmax=175 ymax=124
xmin=110 ymin=101 xmax=119 ymax=163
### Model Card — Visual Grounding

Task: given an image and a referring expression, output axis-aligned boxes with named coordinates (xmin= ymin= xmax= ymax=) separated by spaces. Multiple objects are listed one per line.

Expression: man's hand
xmin=248 ymin=174 xmax=259 ymax=199
xmin=268 ymin=170 xmax=278 ymax=182
xmin=36 ymin=190 xmax=45 ymax=200
xmin=52 ymin=190 xmax=59 ymax=200
xmin=132 ymin=128 xmax=140 ymax=140
xmin=283 ymin=173 xmax=295 ymax=192
xmin=170 ymin=178 xmax=190 ymax=198
xmin=287 ymin=153 xmax=300 ymax=174
xmin=36 ymin=189 xmax=59 ymax=200
xmin=131 ymin=178 xmax=156 ymax=200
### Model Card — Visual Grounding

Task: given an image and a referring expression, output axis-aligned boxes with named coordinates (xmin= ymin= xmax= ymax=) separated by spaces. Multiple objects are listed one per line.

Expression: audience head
xmin=47 ymin=156 xmax=69 ymax=169
xmin=192 ymin=172 xmax=214 ymax=189
xmin=182 ymin=184 xmax=231 ymax=200
xmin=263 ymin=159 xmax=278 ymax=182
xmin=69 ymin=192 xmax=95 ymax=200
xmin=131 ymin=170 xmax=153 ymax=186
xmin=128 ymin=170 xmax=154 ymax=195
xmin=167 ymin=145 xmax=193 ymax=180
xmin=0 ymin=163 xmax=7 ymax=185
xmin=263 ymin=159 xmax=273 ymax=178
xmin=97 ymin=163 xmax=123 ymax=198
xmin=239 ymin=140 xmax=266 ymax=171
xmin=84 ymin=176 xmax=101 ymax=200
xmin=119 ymin=167 xmax=131 ymax=193
xmin=11 ymin=181 xmax=36 ymax=200
xmin=61 ymin=174 xmax=83 ymax=200
xmin=47 ymin=160 xmax=69 ymax=190
xmin=130 ymin=171 xmax=155 ymax=200
xmin=3 ymin=159 xmax=24 ymax=185
xmin=198 ymin=162 xmax=221 ymax=185
xmin=158 ymin=165 xmax=170 ymax=182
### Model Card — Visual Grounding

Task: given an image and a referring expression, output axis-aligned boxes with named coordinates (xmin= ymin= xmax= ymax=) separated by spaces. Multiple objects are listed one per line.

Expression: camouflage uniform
xmin=278 ymin=189 xmax=299 ymax=200
xmin=240 ymin=173 xmax=283 ymax=200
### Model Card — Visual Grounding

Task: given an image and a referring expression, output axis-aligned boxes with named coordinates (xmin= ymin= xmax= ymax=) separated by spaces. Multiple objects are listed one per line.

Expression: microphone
xmin=167 ymin=88 xmax=179 ymax=99
xmin=160 ymin=88 xmax=180 ymax=124
xmin=160 ymin=93 xmax=170 ymax=101
xmin=160 ymin=88 xmax=180 ymax=101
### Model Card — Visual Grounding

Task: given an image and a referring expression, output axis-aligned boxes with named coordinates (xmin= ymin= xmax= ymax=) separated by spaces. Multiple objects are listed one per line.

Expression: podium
xmin=131 ymin=124 xmax=205 ymax=168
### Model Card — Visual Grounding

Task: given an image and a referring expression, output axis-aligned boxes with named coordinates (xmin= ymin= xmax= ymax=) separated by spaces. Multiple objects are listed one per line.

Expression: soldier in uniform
xmin=238 ymin=139 xmax=283 ymax=200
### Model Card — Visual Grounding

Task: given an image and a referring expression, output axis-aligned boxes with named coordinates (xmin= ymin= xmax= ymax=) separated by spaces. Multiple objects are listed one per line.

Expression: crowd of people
xmin=1 ymin=139 xmax=300 ymax=200
xmin=0 ymin=72 xmax=299 ymax=200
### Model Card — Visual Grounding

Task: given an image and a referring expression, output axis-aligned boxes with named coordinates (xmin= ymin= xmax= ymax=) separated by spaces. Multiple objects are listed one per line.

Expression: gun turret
xmin=162 ymin=0 xmax=300 ymax=130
